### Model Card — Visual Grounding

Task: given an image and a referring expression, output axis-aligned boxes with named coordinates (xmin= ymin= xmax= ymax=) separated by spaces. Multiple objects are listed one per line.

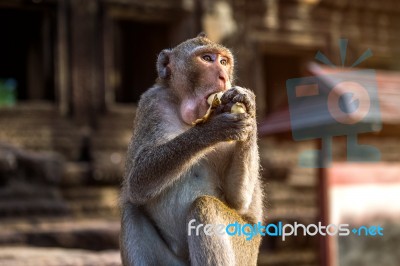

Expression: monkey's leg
xmin=120 ymin=203 xmax=187 ymax=266
xmin=187 ymin=196 xmax=261 ymax=266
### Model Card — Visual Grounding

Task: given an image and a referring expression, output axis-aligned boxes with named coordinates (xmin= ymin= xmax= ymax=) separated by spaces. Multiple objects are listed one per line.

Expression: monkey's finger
xmin=218 ymin=112 xmax=246 ymax=121
xmin=235 ymin=122 xmax=254 ymax=132
xmin=229 ymin=112 xmax=249 ymax=121
xmin=232 ymin=94 xmax=255 ymax=115
xmin=220 ymin=88 xmax=240 ymax=104
xmin=214 ymin=104 xmax=228 ymax=114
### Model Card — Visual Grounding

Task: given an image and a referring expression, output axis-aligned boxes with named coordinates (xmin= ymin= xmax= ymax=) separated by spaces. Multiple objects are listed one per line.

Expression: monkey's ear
xmin=157 ymin=49 xmax=172 ymax=79
xmin=197 ymin=32 xmax=207 ymax=38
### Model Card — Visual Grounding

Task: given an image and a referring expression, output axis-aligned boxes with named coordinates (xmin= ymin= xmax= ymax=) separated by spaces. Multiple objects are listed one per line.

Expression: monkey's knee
xmin=187 ymin=196 xmax=261 ymax=266
xmin=188 ymin=195 xmax=244 ymax=225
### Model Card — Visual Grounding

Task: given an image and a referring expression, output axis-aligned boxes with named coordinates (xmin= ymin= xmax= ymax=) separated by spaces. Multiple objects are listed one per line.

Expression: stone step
xmin=0 ymin=200 xmax=68 ymax=218
xmin=268 ymin=190 xmax=316 ymax=208
xmin=288 ymin=167 xmax=317 ymax=188
xmin=61 ymin=162 xmax=91 ymax=186
xmin=97 ymin=120 xmax=133 ymax=128
xmin=0 ymin=247 xmax=121 ymax=266
xmin=258 ymin=249 xmax=318 ymax=266
xmin=0 ymin=218 xmax=120 ymax=251
xmin=63 ymin=160 xmax=123 ymax=187
xmin=0 ymin=183 xmax=119 ymax=218
xmin=0 ymin=198 xmax=117 ymax=218
xmin=0 ymin=184 xmax=60 ymax=200
xmin=266 ymin=206 xmax=317 ymax=222
xmin=61 ymin=187 xmax=120 ymax=217
xmin=91 ymin=138 xmax=130 ymax=149
xmin=267 ymin=182 xmax=317 ymax=208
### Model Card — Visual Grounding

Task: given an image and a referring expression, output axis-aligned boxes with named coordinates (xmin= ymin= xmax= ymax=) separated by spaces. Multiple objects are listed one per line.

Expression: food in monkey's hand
xmin=207 ymin=92 xmax=224 ymax=106
xmin=192 ymin=91 xmax=247 ymax=125
xmin=192 ymin=92 xmax=223 ymax=125
xmin=230 ymin=102 xmax=246 ymax=114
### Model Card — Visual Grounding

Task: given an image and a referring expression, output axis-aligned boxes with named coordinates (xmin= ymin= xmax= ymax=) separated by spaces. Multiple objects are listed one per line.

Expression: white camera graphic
xmin=286 ymin=69 xmax=381 ymax=167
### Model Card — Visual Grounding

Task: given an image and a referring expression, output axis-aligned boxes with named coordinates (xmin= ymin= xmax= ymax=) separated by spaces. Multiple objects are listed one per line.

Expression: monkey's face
xmin=157 ymin=36 xmax=234 ymax=125
xmin=178 ymin=47 xmax=233 ymax=125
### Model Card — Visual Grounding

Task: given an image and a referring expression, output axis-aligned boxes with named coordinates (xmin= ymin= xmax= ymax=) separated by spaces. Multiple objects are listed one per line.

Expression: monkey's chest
xmin=145 ymin=160 xmax=222 ymax=257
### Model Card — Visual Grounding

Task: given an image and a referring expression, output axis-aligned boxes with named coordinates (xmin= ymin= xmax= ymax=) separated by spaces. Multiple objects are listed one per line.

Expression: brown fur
xmin=120 ymin=35 xmax=264 ymax=266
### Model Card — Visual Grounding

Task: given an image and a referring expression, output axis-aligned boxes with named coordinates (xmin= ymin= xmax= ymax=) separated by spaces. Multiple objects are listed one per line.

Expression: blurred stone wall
xmin=1 ymin=0 xmax=400 ymax=265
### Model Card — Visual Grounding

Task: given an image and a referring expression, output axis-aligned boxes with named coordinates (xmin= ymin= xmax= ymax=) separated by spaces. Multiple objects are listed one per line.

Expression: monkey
xmin=120 ymin=34 xmax=264 ymax=266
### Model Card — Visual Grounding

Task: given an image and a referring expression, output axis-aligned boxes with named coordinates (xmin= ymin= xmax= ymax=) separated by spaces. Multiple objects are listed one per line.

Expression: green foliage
xmin=0 ymin=79 xmax=17 ymax=107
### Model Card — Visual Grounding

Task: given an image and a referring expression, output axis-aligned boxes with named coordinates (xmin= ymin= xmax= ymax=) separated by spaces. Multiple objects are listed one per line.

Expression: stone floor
xmin=0 ymin=218 xmax=121 ymax=266
xmin=0 ymin=247 xmax=121 ymax=266
xmin=0 ymin=218 xmax=120 ymax=250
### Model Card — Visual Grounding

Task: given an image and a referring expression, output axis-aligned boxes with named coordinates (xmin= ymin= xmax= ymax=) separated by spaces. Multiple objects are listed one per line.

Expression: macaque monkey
xmin=120 ymin=34 xmax=264 ymax=266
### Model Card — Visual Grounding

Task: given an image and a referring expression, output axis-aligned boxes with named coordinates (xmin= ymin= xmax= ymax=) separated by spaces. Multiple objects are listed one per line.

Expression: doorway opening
xmin=263 ymin=54 xmax=303 ymax=114
xmin=0 ymin=8 xmax=55 ymax=103
xmin=113 ymin=20 xmax=171 ymax=104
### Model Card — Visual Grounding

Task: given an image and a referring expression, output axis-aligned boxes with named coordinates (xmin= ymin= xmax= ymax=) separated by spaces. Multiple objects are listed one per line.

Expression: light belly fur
xmin=145 ymin=159 xmax=222 ymax=258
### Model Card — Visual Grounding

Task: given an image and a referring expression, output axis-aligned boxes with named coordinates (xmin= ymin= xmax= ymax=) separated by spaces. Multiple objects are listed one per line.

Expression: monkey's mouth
xmin=205 ymin=87 xmax=226 ymax=102
xmin=193 ymin=92 xmax=224 ymax=125
xmin=204 ymin=77 xmax=228 ymax=100
xmin=205 ymin=92 xmax=218 ymax=101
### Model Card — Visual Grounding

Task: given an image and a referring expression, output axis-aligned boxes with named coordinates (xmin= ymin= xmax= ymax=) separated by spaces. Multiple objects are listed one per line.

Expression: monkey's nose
xmin=219 ymin=71 xmax=229 ymax=83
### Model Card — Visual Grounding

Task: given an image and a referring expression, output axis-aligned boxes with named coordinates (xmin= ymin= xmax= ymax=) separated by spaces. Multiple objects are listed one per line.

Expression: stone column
xmin=69 ymin=0 xmax=102 ymax=127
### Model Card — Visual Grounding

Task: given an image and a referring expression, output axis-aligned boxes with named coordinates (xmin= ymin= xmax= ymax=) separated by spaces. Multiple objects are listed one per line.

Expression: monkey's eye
xmin=202 ymin=54 xmax=214 ymax=62
xmin=220 ymin=58 xmax=228 ymax=66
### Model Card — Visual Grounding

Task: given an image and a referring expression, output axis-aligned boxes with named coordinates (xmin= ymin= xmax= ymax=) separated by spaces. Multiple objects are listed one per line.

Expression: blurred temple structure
xmin=1 ymin=0 xmax=400 ymax=265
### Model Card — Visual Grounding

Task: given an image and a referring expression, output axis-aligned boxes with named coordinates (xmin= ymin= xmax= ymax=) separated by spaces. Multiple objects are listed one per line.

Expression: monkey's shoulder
xmin=138 ymin=86 xmax=176 ymax=108
xmin=132 ymin=86 xmax=186 ymax=143
xmin=135 ymin=86 xmax=179 ymax=120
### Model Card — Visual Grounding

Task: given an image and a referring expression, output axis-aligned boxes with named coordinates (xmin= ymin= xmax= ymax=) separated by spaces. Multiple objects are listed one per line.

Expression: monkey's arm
xmin=224 ymin=128 xmax=262 ymax=221
xmin=220 ymin=87 xmax=263 ymax=221
xmin=126 ymin=131 xmax=212 ymax=204
xmin=125 ymin=88 xmax=246 ymax=205
xmin=126 ymin=116 xmax=208 ymax=204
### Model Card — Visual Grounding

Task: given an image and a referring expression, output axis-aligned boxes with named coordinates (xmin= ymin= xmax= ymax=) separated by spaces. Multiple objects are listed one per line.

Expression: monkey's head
xmin=156 ymin=34 xmax=235 ymax=125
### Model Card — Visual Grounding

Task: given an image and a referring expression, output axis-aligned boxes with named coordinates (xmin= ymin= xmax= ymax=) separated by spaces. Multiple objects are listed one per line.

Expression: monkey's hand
xmin=198 ymin=112 xmax=254 ymax=142
xmin=218 ymin=86 xmax=256 ymax=118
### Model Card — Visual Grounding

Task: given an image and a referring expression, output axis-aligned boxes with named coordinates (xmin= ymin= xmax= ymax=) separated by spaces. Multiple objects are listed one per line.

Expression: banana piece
xmin=207 ymin=92 xmax=224 ymax=106
xmin=192 ymin=92 xmax=247 ymax=125
xmin=230 ymin=102 xmax=246 ymax=114
xmin=192 ymin=93 xmax=222 ymax=125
